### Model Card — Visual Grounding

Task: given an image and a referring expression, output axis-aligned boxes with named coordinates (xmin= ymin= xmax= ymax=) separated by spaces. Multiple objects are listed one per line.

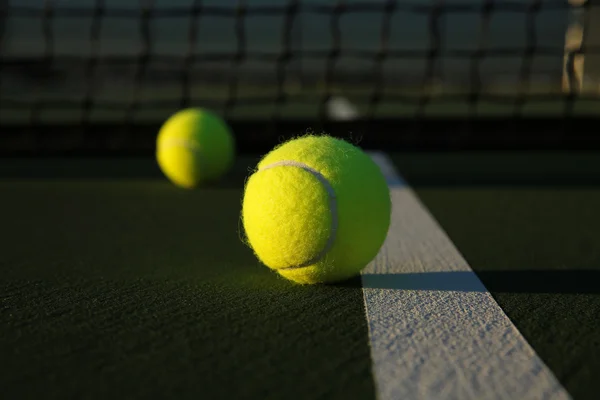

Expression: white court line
xmin=363 ymin=152 xmax=570 ymax=400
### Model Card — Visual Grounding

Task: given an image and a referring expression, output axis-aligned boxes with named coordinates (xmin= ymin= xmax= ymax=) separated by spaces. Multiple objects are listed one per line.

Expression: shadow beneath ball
xmin=356 ymin=271 xmax=600 ymax=294
xmin=329 ymin=275 xmax=363 ymax=289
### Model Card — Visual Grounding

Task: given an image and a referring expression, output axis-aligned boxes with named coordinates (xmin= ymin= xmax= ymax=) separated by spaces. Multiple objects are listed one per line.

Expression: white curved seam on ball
xmin=159 ymin=138 xmax=202 ymax=153
xmin=258 ymin=160 xmax=338 ymax=270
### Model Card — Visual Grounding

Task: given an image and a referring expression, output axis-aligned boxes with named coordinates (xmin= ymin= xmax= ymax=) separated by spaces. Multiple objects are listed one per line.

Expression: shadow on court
xmin=390 ymin=153 xmax=600 ymax=188
xmin=0 ymin=157 xmax=256 ymax=189
xmin=3 ymin=153 xmax=600 ymax=188
xmin=355 ymin=270 xmax=600 ymax=294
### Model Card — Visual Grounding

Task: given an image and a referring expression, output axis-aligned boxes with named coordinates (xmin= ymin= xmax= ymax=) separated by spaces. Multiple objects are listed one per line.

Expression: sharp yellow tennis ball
xmin=241 ymin=135 xmax=391 ymax=284
xmin=156 ymin=108 xmax=235 ymax=188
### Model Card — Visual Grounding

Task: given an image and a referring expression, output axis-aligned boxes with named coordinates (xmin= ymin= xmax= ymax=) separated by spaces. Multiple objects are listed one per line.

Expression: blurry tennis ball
xmin=241 ymin=135 xmax=391 ymax=284
xmin=156 ymin=108 xmax=235 ymax=188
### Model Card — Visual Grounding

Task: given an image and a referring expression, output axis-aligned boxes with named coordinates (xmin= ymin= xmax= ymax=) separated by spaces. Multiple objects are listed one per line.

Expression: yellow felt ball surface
xmin=156 ymin=108 xmax=235 ymax=188
xmin=241 ymin=135 xmax=391 ymax=284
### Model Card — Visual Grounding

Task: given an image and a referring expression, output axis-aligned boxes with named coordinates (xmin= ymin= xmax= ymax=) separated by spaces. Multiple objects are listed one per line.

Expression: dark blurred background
xmin=1 ymin=0 xmax=599 ymax=153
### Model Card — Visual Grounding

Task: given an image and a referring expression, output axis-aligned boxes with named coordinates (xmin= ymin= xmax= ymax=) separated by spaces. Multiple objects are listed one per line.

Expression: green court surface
xmin=0 ymin=154 xmax=599 ymax=399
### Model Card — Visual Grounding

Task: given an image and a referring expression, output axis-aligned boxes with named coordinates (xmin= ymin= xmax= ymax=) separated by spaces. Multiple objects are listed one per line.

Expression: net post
xmin=563 ymin=0 xmax=587 ymax=94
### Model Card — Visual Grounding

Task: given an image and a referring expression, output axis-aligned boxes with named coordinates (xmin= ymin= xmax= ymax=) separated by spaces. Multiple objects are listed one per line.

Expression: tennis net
xmin=1 ymin=0 xmax=599 ymax=153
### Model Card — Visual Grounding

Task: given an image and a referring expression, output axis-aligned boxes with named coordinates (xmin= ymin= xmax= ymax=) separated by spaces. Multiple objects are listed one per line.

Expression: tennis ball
xmin=241 ymin=135 xmax=391 ymax=284
xmin=156 ymin=108 xmax=235 ymax=188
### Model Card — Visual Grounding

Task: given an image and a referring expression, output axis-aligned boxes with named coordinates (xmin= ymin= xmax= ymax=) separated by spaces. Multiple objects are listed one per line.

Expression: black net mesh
xmin=0 ymin=0 xmax=599 ymax=153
